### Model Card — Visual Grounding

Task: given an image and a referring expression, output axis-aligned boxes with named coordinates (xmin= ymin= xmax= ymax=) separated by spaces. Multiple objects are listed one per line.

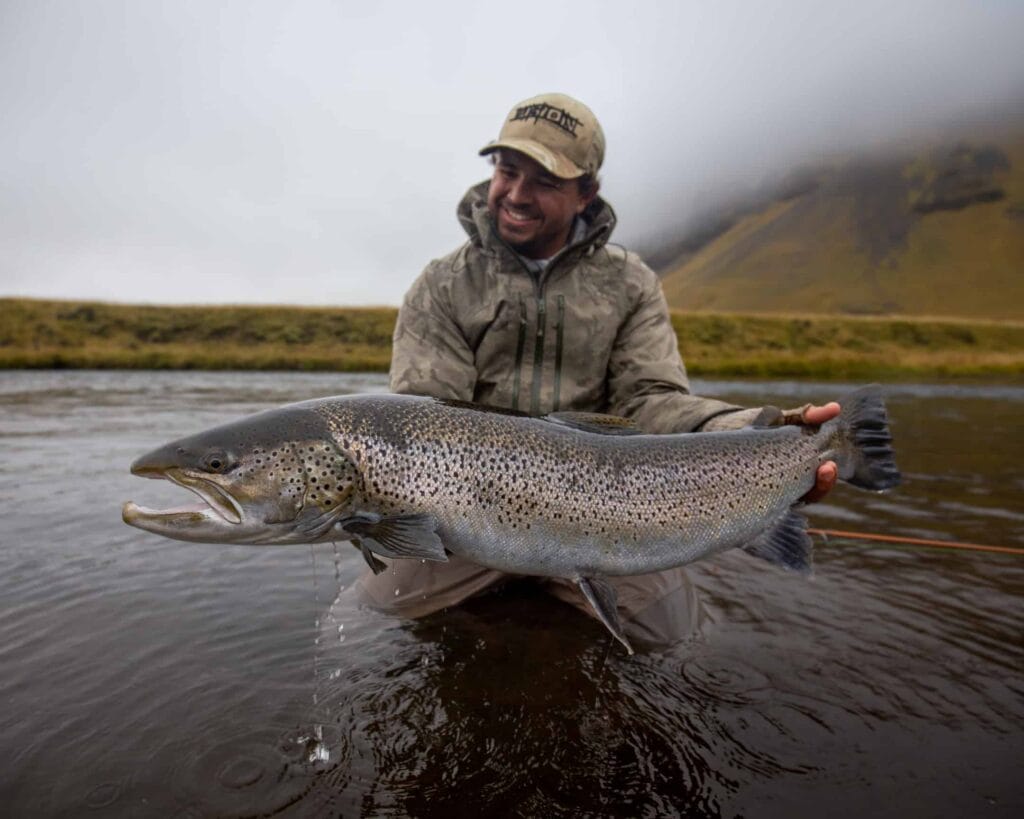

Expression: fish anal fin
xmin=576 ymin=576 xmax=634 ymax=655
xmin=341 ymin=513 xmax=448 ymax=563
xmin=741 ymin=509 xmax=813 ymax=574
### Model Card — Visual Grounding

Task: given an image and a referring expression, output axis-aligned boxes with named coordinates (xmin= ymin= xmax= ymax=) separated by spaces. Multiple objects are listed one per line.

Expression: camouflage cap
xmin=479 ymin=92 xmax=605 ymax=180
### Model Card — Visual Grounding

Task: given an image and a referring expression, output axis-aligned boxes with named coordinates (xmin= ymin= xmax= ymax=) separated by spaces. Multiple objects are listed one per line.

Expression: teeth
xmin=505 ymin=208 xmax=534 ymax=222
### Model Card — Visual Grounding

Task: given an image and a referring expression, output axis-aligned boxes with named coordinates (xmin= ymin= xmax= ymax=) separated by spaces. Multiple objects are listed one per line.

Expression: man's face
xmin=486 ymin=150 xmax=596 ymax=260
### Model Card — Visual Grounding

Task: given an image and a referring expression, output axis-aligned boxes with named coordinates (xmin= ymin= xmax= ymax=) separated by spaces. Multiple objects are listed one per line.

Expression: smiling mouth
xmin=125 ymin=468 xmax=244 ymax=526
xmin=501 ymin=205 xmax=538 ymax=224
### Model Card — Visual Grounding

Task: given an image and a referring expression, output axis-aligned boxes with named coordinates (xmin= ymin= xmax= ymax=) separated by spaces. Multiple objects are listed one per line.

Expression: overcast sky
xmin=1 ymin=0 xmax=1022 ymax=307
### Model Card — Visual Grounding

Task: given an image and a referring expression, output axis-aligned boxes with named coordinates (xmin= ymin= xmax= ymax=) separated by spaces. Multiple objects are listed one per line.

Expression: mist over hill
xmin=645 ymin=108 xmax=1024 ymax=321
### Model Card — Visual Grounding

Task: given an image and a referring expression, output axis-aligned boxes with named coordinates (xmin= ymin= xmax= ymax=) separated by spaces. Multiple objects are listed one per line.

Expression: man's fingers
xmin=802 ymin=402 xmax=841 ymax=425
xmin=802 ymin=460 xmax=838 ymax=504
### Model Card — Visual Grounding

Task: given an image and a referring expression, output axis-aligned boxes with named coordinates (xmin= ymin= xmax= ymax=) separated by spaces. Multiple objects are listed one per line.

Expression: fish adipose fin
xmin=576 ymin=576 xmax=635 ymax=655
xmin=742 ymin=509 xmax=813 ymax=574
xmin=340 ymin=513 xmax=448 ymax=564
xmin=836 ymin=385 xmax=901 ymax=490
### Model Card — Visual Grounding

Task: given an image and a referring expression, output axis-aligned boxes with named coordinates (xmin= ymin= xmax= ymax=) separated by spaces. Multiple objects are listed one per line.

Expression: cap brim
xmin=479 ymin=138 xmax=584 ymax=179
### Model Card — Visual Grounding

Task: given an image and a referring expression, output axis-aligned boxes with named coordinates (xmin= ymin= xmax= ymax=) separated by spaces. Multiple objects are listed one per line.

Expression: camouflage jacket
xmin=389 ymin=181 xmax=744 ymax=434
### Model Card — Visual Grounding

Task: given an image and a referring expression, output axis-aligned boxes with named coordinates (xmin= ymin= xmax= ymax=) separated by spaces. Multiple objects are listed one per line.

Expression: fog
xmin=2 ymin=0 xmax=1022 ymax=306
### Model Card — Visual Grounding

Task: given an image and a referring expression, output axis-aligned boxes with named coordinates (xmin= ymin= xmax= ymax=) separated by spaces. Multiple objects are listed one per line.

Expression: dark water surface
xmin=1 ymin=371 xmax=1021 ymax=817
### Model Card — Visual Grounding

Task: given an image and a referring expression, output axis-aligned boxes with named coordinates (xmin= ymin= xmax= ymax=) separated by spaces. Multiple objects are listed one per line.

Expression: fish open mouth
xmin=124 ymin=467 xmax=244 ymax=527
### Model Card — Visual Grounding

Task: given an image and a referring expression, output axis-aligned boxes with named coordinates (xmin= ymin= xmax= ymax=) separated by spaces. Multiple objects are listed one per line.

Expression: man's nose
xmin=506 ymin=177 xmax=530 ymax=203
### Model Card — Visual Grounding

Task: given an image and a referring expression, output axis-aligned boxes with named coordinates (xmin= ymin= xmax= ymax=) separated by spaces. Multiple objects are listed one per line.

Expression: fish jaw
xmin=123 ymin=464 xmax=355 ymax=545
xmin=122 ymin=498 xmax=237 ymax=543
xmin=124 ymin=466 xmax=275 ymax=544
xmin=124 ymin=402 xmax=363 ymax=546
xmin=120 ymin=494 xmax=316 ymax=545
xmin=123 ymin=463 xmax=249 ymax=542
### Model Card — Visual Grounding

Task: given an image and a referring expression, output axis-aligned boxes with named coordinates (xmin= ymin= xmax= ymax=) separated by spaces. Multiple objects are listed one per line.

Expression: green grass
xmin=0 ymin=299 xmax=395 ymax=372
xmin=671 ymin=311 xmax=1024 ymax=379
xmin=2 ymin=298 xmax=1023 ymax=380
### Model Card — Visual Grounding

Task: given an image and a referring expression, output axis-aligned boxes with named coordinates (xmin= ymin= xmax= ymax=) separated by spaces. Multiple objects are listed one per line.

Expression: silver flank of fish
xmin=322 ymin=397 xmax=806 ymax=577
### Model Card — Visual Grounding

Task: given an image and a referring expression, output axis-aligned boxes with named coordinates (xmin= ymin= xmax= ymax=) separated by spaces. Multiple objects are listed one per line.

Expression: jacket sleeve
xmin=389 ymin=262 xmax=477 ymax=401
xmin=605 ymin=257 xmax=743 ymax=434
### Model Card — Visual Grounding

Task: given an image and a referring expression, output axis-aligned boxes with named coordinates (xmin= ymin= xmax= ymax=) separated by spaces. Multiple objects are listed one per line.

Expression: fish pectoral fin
xmin=546 ymin=412 xmax=643 ymax=436
xmin=340 ymin=513 xmax=448 ymax=563
xmin=741 ymin=509 xmax=813 ymax=574
xmin=575 ymin=576 xmax=634 ymax=655
xmin=352 ymin=537 xmax=388 ymax=574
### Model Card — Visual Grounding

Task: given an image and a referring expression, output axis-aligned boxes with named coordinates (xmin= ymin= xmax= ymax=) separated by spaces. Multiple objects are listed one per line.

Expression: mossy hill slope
xmin=658 ymin=128 xmax=1024 ymax=320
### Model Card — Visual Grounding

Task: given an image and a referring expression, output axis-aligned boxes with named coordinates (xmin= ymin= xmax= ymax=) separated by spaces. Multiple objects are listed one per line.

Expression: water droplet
xmin=301 ymin=724 xmax=329 ymax=765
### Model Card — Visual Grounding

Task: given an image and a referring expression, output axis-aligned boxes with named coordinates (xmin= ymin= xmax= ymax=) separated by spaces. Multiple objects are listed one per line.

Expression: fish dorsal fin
xmin=436 ymin=399 xmax=532 ymax=418
xmin=741 ymin=509 xmax=813 ymax=574
xmin=546 ymin=412 xmax=643 ymax=436
xmin=435 ymin=399 xmax=640 ymax=436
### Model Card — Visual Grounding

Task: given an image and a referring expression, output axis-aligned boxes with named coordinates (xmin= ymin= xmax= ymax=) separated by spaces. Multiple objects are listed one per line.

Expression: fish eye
xmin=202 ymin=450 xmax=233 ymax=473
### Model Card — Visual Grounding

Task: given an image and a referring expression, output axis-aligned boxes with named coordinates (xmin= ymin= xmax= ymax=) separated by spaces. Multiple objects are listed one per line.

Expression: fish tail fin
xmin=834 ymin=385 xmax=901 ymax=490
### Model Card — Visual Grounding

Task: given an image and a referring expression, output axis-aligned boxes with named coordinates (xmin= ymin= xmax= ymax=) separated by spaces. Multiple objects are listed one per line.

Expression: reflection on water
xmin=0 ymin=371 xmax=1021 ymax=817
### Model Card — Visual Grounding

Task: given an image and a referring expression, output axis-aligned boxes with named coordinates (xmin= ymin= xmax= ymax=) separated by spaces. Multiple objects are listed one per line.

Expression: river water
xmin=1 ymin=371 xmax=1021 ymax=818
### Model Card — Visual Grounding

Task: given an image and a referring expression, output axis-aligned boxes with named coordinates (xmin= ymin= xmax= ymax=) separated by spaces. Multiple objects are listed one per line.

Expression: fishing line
xmin=808 ymin=528 xmax=1024 ymax=556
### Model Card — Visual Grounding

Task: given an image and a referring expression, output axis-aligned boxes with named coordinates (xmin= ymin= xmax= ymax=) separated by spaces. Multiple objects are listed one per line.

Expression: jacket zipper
xmin=512 ymin=294 xmax=527 ymax=411
xmin=492 ymin=223 xmax=601 ymax=415
xmin=529 ymin=288 xmax=546 ymax=415
xmin=553 ymin=294 xmax=565 ymax=411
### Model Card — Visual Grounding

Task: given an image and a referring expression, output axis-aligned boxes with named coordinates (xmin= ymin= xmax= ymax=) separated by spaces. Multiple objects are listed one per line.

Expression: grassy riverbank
xmin=2 ymin=298 xmax=1023 ymax=380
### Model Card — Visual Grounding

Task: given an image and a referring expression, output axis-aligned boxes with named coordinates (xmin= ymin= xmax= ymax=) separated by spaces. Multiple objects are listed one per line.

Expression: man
xmin=357 ymin=92 xmax=838 ymax=645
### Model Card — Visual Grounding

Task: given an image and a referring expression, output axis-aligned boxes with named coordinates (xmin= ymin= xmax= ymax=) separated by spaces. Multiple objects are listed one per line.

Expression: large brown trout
xmin=123 ymin=386 xmax=899 ymax=652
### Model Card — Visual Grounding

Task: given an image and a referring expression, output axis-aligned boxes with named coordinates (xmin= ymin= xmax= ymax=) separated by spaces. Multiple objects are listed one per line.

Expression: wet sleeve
xmin=388 ymin=264 xmax=477 ymax=401
xmin=606 ymin=261 xmax=743 ymax=434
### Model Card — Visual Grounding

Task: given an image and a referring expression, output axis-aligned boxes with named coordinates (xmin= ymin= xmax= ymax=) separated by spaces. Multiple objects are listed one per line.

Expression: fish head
xmin=123 ymin=404 xmax=360 ymax=544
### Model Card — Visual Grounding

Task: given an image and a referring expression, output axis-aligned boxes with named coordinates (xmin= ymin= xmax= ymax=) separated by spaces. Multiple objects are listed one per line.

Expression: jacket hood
xmin=456 ymin=180 xmax=617 ymax=260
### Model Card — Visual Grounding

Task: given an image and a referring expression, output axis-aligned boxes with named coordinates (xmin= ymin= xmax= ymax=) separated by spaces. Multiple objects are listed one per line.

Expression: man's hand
xmin=786 ymin=402 xmax=840 ymax=503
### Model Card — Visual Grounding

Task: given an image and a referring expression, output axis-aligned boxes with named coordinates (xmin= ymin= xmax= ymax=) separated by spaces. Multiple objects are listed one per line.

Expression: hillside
xmin=657 ymin=123 xmax=1024 ymax=320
